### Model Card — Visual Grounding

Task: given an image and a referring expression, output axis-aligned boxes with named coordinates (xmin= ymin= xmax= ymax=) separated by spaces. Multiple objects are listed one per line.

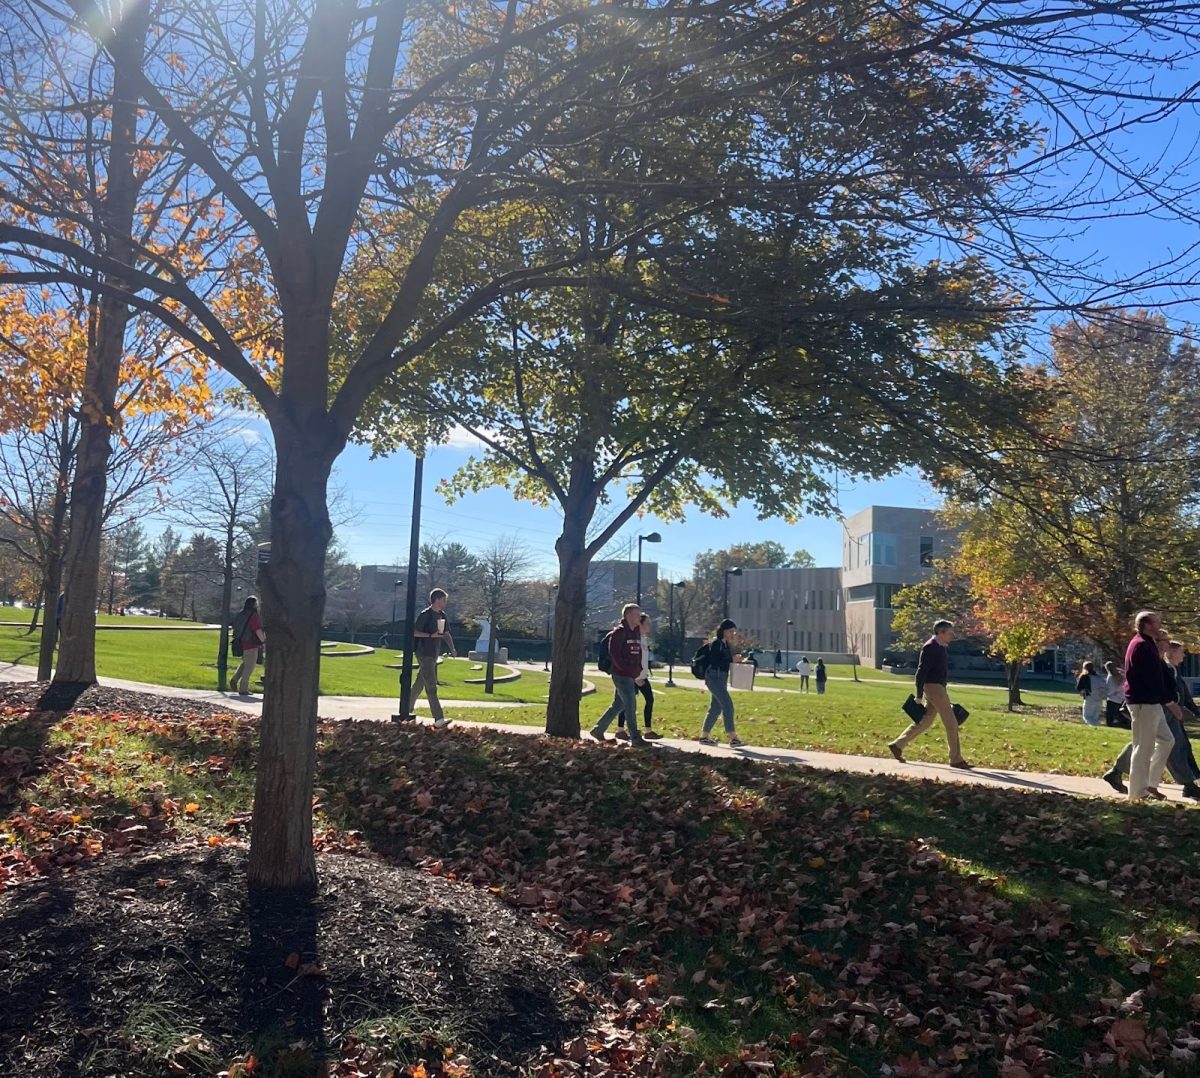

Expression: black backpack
xmin=690 ymin=642 xmax=712 ymax=680
xmin=597 ymin=629 xmax=618 ymax=673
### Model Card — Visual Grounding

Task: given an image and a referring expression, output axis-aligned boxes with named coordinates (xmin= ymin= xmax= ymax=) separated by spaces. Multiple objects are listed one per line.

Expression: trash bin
xmin=729 ymin=662 xmax=755 ymax=691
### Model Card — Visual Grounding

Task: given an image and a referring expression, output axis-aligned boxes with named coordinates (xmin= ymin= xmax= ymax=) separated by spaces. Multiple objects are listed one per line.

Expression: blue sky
xmin=331 ymin=433 xmax=936 ymax=583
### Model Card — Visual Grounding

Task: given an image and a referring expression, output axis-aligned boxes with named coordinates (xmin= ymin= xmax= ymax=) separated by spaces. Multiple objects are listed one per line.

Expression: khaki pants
xmin=891 ymin=683 xmax=963 ymax=763
xmin=1128 ymin=703 xmax=1175 ymax=800
xmin=233 ymin=647 xmax=259 ymax=694
xmin=411 ymin=653 xmax=443 ymax=721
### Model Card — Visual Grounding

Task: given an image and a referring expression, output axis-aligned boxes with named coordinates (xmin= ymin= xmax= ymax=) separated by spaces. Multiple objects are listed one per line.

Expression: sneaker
xmin=1101 ymin=771 xmax=1128 ymax=795
xmin=434 ymin=717 xmax=452 ymax=729
xmin=698 ymin=735 xmax=718 ymax=746
xmin=949 ymin=759 xmax=974 ymax=771
xmin=629 ymin=737 xmax=650 ymax=748
xmin=729 ymin=736 xmax=746 ymax=748
xmin=589 ymin=727 xmax=607 ymax=743
xmin=888 ymin=744 xmax=906 ymax=764
xmin=1146 ymin=787 xmax=1166 ymax=801
xmin=642 ymin=729 xmax=663 ymax=740
xmin=615 ymin=728 xmax=630 ymax=741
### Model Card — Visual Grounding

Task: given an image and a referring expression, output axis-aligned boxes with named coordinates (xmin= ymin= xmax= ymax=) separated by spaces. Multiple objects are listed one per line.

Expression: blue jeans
xmin=702 ymin=670 xmax=736 ymax=734
xmin=594 ymin=675 xmax=644 ymax=741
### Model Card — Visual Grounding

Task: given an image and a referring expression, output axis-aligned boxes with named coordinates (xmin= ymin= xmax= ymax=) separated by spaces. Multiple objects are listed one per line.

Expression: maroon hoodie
xmin=607 ymin=623 xmax=643 ymax=679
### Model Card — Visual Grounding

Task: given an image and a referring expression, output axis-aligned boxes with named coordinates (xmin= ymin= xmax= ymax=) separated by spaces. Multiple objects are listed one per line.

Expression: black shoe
xmin=1184 ymin=783 xmax=1200 ymax=800
xmin=949 ymin=759 xmax=973 ymax=771
xmin=888 ymin=744 xmax=906 ymax=764
xmin=1101 ymin=771 xmax=1128 ymax=795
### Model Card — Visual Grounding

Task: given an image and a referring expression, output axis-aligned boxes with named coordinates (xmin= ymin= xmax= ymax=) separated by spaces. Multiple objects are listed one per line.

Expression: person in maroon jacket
xmin=590 ymin=603 xmax=650 ymax=746
xmin=1124 ymin=609 xmax=1177 ymax=801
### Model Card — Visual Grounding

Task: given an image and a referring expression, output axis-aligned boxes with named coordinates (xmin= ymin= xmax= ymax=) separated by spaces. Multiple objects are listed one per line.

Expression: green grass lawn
xmin=4 ymin=706 xmax=1200 ymax=1075
xmin=0 ymin=623 xmax=550 ymax=703
xmin=0 ymin=619 xmax=1140 ymax=775
xmin=0 ymin=604 xmax=208 ymax=626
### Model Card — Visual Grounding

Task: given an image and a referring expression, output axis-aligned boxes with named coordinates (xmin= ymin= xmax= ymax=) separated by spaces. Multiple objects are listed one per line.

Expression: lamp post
xmin=544 ymin=583 xmax=558 ymax=671
xmin=394 ymin=454 xmax=424 ymax=722
xmin=390 ymin=580 xmax=402 ymax=651
xmin=636 ymin=532 xmax=661 ymax=607
xmin=786 ymin=619 xmax=794 ymax=672
xmin=667 ymin=580 xmax=686 ymax=686
xmin=723 ymin=566 xmax=742 ymax=621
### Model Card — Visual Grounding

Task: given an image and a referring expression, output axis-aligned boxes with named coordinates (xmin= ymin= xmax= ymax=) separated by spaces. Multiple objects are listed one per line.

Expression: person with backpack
xmin=697 ymin=618 xmax=745 ymax=747
xmin=231 ymin=596 xmax=265 ymax=696
xmin=815 ymin=657 xmax=827 ymax=694
xmin=590 ymin=604 xmax=650 ymax=746
xmin=617 ymin=614 xmax=661 ymax=740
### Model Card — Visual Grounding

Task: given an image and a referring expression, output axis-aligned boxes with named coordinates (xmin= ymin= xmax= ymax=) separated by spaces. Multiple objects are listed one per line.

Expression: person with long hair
xmin=698 ymin=619 xmax=745 ymax=748
xmin=231 ymin=596 xmax=265 ymax=696
xmin=1076 ymin=660 xmax=1106 ymax=726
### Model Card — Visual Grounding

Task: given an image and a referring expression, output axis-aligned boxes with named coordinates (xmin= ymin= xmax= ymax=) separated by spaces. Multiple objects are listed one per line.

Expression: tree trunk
xmin=53 ymin=5 xmax=145 ymax=686
xmin=485 ymin=624 xmax=497 ymax=694
xmin=37 ymin=421 xmax=72 ymax=679
xmin=1006 ymin=661 xmax=1024 ymax=710
xmin=246 ymin=427 xmax=336 ymax=895
xmin=546 ymin=516 xmax=590 ymax=738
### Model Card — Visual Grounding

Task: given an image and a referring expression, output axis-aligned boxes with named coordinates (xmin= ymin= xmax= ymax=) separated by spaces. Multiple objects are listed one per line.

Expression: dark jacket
xmin=707 ymin=636 xmax=733 ymax=673
xmin=607 ymin=623 xmax=644 ymax=679
xmin=1124 ymin=632 xmax=1174 ymax=704
xmin=915 ymin=636 xmax=948 ymax=698
xmin=815 ymin=661 xmax=827 ymax=683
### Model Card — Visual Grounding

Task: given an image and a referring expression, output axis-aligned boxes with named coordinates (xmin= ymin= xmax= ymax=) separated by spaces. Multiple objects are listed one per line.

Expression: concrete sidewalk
xmin=0 ymin=662 xmax=1177 ymax=805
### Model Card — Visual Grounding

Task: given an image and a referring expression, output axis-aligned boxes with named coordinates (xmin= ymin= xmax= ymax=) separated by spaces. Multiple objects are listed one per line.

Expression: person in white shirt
xmin=617 ymin=614 xmax=661 ymax=740
xmin=797 ymin=656 xmax=812 ymax=692
xmin=1103 ymin=661 xmax=1130 ymax=728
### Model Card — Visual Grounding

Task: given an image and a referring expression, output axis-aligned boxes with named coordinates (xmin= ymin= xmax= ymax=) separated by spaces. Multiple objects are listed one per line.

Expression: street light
xmin=390 ymin=580 xmax=402 ymax=651
xmin=723 ymin=566 xmax=743 ymax=621
xmin=667 ymin=580 xmax=686 ymax=686
xmin=636 ymin=532 xmax=662 ymax=606
xmin=786 ymin=618 xmax=795 ymax=671
xmin=544 ymin=583 xmax=558 ymax=671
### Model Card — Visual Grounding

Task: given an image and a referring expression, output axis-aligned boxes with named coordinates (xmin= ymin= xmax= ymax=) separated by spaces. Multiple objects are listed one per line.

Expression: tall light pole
xmin=390 ymin=580 xmax=402 ymax=651
xmin=667 ymin=580 xmax=686 ymax=686
xmin=723 ymin=566 xmax=742 ymax=621
xmin=786 ymin=618 xmax=794 ymax=671
xmin=636 ymin=532 xmax=661 ymax=607
xmin=394 ymin=454 xmax=424 ymax=722
xmin=543 ymin=583 xmax=558 ymax=671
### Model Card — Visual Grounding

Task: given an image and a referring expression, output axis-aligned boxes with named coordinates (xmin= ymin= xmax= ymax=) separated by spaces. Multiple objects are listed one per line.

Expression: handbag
xmin=952 ymin=703 xmax=970 ymax=725
xmin=901 ymin=694 xmax=927 ymax=724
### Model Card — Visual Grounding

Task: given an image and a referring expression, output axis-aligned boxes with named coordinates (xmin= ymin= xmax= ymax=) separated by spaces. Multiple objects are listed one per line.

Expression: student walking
xmin=815 ymin=658 xmax=827 ymax=694
xmin=1102 ymin=633 xmax=1200 ymax=798
xmin=797 ymin=656 xmax=811 ymax=692
xmin=1103 ymin=662 xmax=1131 ymax=728
xmin=590 ymin=604 xmax=650 ymax=746
xmin=888 ymin=619 xmax=971 ymax=769
xmin=698 ymin=619 xmax=745 ymax=747
xmin=617 ymin=614 xmax=661 ymax=740
xmin=410 ymin=588 xmax=456 ymax=729
xmin=231 ymin=596 xmax=265 ymax=696
xmin=1076 ymin=661 xmax=1106 ymax=726
xmin=1121 ymin=610 xmax=1176 ymax=802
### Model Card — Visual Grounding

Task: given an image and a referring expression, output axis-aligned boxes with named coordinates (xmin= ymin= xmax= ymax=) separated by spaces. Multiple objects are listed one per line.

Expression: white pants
xmin=1128 ymin=703 xmax=1174 ymax=800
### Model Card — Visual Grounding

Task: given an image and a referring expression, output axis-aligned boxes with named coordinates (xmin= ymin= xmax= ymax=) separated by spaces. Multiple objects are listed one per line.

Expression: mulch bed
xmin=0 ymin=845 xmax=594 ymax=1076
xmin=0 ymin=680 xmax=596 ymax=1075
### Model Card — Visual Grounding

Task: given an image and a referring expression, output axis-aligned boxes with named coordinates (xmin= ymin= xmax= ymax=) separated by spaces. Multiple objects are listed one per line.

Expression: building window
xmin=869 ymin=532 xmax=897 ymax=566
xmin=920 ymin=535 xmax=934 ymax=567
xmin=817 ymin=631 xmax=824 ymax=649
xmin=877 ymin=583 xmax=899 ymax=608
xmin=818 ymin=589 xmax=824 ymax=610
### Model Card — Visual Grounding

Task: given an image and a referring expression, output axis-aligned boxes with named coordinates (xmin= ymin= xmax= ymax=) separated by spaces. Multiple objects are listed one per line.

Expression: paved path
xmin=0 ymin=663 xmax=1176 ymax=805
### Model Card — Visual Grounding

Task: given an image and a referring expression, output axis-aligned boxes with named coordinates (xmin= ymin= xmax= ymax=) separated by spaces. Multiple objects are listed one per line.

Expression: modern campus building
xmin=586 ymin=559 xmax=659 ymax=633
xmin=727 ymin=505 xmax=950 ymax=668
